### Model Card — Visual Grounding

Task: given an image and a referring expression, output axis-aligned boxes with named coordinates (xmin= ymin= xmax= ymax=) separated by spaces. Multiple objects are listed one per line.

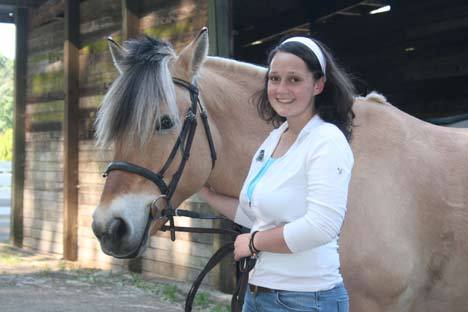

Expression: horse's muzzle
xmin=92 ymin=217 xmax=147 ymax=259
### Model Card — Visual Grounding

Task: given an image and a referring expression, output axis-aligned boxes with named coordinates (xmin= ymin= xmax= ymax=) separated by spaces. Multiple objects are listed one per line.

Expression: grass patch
xmin=194 ymin=291 xmax=210 ymax=308
xmin=210 ymin=303 xmax=231 ymax=312
xmin=0 ymin=245 xmax=25 ymax=265
xmin=130 ymin=273 xmax=162 ymax=293
xmin=0 ymin=253 xmax=22 ymax=265
xmin=162 ymin=284 xmax=178 ymax=302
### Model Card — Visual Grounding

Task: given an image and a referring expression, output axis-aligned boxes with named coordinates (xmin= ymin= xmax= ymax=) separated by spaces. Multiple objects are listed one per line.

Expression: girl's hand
xmin=234 ymin=233 xmax=252 ymax=261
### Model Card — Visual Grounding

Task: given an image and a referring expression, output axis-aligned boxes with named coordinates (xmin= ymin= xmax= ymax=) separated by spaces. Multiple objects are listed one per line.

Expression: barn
xmin=3 ymin=0 xmax=467 ymax=293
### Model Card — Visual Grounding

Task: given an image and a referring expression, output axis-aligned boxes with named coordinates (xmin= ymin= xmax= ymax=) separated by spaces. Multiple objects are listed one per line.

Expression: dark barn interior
xmin=232 ymin=0 xmax=468 ymax=120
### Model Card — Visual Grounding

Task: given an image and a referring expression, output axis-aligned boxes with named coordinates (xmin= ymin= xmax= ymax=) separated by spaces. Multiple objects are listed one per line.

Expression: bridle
xmin=103 ymin=77 xmax=217 ymax=242
xmin=101 ymin=77 xmax=253 ymax=311
xmin=101 ymin=77 xmax=253 ymax=312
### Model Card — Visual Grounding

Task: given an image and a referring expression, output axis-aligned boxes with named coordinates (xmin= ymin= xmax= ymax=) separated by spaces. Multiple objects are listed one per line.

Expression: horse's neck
xmin=199 ymin=57 xmax=272 ymax=197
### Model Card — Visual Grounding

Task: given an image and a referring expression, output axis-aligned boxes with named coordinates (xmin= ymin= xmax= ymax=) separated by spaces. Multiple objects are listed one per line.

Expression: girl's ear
xmin=313 ymin=77 xmax=326 ymax=96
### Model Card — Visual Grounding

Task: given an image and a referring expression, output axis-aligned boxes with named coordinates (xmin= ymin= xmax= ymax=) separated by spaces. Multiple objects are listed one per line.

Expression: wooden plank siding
xmin=139 ymin=0 xmax=208 ymax=51
xmin=21 ymin=3 xmax=63 ymax=251
xmin=21 ymin=0 xmax=233 ymax=291
xmin=76 ymin=0 xmax=124 ymax=270
xmin=23 ymin=0 xmax=64 ymax=255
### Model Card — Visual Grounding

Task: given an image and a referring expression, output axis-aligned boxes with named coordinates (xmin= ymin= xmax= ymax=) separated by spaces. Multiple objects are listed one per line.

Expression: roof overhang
xmin=0 ymin=0 xmax=44 ymax=23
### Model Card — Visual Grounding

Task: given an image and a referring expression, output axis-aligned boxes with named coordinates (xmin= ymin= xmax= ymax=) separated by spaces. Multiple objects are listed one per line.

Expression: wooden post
xmin=122 ymin=0 xmax=141 ymax=272
xmin=11 ymin=8 xmax=28 ymax=248
xmin=63 ymin=0 xmax=79 ymax=261
xmin=208 ymin=0 xmax=232 ymax=57
xmin=208 ymin=0 xmax=235 ymax=293
xmin=122 ymin=0 xmax=139 ymax=40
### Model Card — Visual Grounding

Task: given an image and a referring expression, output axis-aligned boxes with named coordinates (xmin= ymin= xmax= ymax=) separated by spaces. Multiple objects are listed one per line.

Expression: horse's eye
xmin=156 ymin=115 xmax=174 ymax=131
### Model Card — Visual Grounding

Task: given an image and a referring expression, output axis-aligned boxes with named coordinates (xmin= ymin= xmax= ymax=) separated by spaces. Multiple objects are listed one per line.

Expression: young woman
xmin=200 ymin=36 xmax=355 ymax=311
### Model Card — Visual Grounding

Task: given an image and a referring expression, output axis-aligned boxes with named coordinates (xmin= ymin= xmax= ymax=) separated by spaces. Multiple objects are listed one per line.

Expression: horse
xmin=91 ymin=28 xmax=468 ymax=311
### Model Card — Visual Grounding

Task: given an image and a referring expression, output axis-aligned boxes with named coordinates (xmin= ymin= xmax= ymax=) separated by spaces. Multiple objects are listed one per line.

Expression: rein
xmin=102 ymin=78 xmax=253 ymax=312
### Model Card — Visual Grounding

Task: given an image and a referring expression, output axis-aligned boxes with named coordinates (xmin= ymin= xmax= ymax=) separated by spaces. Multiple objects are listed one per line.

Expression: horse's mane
xmin=95 ymin=36 xmax=179 ymax=148
xmin=356 ymin=91 xmax=388 ymax=105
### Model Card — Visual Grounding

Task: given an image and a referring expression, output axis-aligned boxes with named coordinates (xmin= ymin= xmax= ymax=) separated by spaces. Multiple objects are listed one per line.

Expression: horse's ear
xmin=108 ymin=37 xmax=125 ymax=74
xmin=174 ymin=27 xmax=209 ymax=80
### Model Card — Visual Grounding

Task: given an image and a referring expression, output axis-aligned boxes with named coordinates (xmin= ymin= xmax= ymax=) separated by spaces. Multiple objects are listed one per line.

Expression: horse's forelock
xmin=123 ymin=36 xmax=175 ymax=66
xmin=95 ymin=36 xmax=179 ymax=149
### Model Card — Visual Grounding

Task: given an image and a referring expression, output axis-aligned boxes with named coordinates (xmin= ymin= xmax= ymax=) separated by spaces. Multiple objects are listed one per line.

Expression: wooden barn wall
xmin=23 ymin=3 xmax=66 ymax=255
xmin=76 ymin=0 xmax=127 ymax=270
xmin=24 ymin=0 xmax=226 ymax=287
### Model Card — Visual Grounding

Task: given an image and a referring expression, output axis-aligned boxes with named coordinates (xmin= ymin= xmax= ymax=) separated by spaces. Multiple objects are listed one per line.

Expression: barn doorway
xmin=232 ymin=0 xmax=468 ymax=121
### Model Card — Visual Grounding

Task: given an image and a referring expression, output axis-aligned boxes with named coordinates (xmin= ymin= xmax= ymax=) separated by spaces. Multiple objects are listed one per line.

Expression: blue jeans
xmin=242 ymin=283 xmax=349 ymax=312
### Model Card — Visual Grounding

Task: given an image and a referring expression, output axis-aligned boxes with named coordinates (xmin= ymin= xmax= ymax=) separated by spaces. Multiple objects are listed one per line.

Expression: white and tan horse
xmin=92 ymin=28 xmax=468 ymax=311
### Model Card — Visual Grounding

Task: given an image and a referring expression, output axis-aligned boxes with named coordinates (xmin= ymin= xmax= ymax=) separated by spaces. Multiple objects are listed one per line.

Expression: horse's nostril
xmin=92 ymin=221 xmax=102 ymax=240
xmin=108 ymin=218 xmax=127 ymax=240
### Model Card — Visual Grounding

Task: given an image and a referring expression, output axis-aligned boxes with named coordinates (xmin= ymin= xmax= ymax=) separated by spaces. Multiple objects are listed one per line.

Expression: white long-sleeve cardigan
xmin=235 ymin=114 xmax=354 ymax=292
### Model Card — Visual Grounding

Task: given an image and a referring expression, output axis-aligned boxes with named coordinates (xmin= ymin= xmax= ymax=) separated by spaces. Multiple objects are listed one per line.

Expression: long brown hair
xmin=254 ymin=37 xmax=356 ymax=141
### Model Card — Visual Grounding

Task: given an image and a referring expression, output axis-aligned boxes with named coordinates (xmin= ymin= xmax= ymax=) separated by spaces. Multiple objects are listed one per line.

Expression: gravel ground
xmin=0 ymin=243 xmax=230 ymax=312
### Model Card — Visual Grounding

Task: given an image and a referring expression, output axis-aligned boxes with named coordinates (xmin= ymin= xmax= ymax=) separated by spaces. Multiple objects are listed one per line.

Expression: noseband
xmin=103 ymin=77 xmax=217 ymax=242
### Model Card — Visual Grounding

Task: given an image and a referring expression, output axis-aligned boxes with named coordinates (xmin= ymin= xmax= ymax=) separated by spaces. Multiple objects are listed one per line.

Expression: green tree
xmin=0 ymin=55 xmax=14 ymax=160
xmin=0 ymin=55 xmax=14 ymax=133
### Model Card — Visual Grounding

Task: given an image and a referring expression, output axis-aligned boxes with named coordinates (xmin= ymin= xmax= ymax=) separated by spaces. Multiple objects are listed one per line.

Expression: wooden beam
xmin=121 ymin=0 xmax=140 ymax=273
xmin=63 ymin=0 xmax=79 ymax=261
xmin=30 ymin=0 xmax=64 ymax=29
xmin=308 ymin=0 xmax=365 ymax=23
xmin=0 ymin=0 xmax=42 ymax=8
xmin=208 ymin=0 xmax=231 ymax=57
xmin=11 ymin=7 xmax=28 ymax=248
xmin=211 ymin=218 xmax=236 ymax=293
xmin=122 ymin=0 xmax=139 ymax=40
xmin=207 ymin=0 xmax=235 ymax=292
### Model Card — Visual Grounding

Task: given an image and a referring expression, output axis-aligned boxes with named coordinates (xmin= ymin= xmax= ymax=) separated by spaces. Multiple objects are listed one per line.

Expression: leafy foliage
xmin=0 ymin=128 xmax=12 ymax=160
xmin=0 ymin=55 xmax=13 ymax=132
xmin=0 ymin=55 xmax=13 ymax=160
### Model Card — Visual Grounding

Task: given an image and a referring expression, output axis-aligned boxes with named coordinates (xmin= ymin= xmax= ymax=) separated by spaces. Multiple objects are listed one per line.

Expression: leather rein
xmin=102 ymin=78 xmax=253 ymax=312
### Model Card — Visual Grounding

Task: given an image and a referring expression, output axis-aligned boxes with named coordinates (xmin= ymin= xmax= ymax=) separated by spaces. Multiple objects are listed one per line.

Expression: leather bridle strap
xmin=103 ymin=77 xmax=217 ymax=242
xmin=173 ymin=77 xmax=217 ymax=169
xmin=103 ymin=161 xmax=169 ymax=194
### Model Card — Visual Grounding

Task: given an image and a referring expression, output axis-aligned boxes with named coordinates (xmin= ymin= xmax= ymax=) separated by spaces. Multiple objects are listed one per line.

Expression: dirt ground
xmin=0 ymin=243 xmax=230 ymax=312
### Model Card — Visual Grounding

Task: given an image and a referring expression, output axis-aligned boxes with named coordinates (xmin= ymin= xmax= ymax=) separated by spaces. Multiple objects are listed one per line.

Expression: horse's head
xmin=92 ymin=28 xmax=217 ymax=258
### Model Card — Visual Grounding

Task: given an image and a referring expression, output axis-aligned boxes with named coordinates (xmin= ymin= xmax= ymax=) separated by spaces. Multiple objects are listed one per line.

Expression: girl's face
xmin=267 ymin=51 xmax=323 ymax=123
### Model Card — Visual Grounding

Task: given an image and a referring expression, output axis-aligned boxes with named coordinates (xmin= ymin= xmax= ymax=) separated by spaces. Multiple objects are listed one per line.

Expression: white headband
xmin=282 ymin=37 xmax=327 ymax=77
